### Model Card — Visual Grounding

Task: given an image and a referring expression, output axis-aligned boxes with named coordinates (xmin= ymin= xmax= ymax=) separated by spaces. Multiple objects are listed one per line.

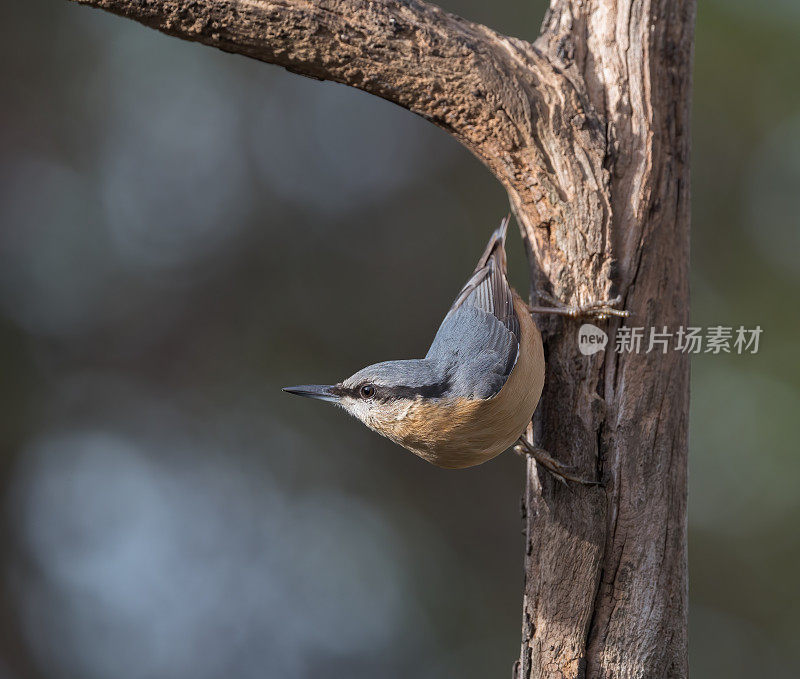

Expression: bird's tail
xmin=442 ymin=214 xmax=516 ymax=332
xmin=473 ymin=214 xmax=510 ymax=275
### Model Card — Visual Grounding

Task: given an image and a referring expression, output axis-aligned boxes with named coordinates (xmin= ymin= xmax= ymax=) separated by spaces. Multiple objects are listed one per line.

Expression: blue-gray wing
xmin=425 ymin=218 xmax=520 ymax=398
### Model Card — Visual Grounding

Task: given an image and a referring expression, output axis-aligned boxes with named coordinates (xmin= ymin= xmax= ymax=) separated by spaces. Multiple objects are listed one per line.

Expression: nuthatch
xmin=284 ymin=218 xmax=627 ymax=484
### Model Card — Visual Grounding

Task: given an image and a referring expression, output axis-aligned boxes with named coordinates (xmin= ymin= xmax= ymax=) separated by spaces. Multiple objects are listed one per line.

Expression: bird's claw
xmin=529 ymin=292 xmax=630 ymax=320
xmin=514 ymin=439 xmax=602 ymax=487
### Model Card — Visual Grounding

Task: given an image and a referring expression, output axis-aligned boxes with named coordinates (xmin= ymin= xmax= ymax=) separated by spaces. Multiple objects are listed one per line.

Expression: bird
xmin=283 ymin=217 xmax=627 ymax=484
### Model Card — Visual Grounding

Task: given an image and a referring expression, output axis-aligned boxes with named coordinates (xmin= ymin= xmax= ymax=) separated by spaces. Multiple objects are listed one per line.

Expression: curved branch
xmin=72 ymin=1 xmax=536 ymax=168
xmin=69 ymin=0 xmax=610 ymax=271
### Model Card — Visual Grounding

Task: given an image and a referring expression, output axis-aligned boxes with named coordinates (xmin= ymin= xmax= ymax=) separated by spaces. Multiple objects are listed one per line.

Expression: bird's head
xmin=283 ymin=359 xmax=451 ymax=436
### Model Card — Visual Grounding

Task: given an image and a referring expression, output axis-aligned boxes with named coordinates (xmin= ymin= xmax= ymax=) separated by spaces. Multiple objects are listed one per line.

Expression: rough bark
xmin=66 ymin=0 xmax=694 ymax=676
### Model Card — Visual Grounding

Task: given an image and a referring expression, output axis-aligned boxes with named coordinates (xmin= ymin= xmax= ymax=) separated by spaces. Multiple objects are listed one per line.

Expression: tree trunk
xmin=67 ymin=0 xmax=694 ymax=675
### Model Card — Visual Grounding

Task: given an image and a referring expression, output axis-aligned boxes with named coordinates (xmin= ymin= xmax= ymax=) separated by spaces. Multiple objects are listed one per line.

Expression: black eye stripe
xmin=379 ymin=379 xmax=451 ymax=400
xmin=337 ymin=377 xmax=452 ymax=401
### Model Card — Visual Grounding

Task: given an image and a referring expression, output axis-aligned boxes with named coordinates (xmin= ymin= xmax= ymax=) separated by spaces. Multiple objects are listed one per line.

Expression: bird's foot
xmin=514 ymin=438 xmax=602 ymax=487
xmin=528 ymin=292 xmax=630 ymax=320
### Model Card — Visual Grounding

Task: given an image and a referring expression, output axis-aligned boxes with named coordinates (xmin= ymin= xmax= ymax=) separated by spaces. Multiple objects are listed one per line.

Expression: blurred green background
xmin=1 ymin=0 xmax=798 ymax=677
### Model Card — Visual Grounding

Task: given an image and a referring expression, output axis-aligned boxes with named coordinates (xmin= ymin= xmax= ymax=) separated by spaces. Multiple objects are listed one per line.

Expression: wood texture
xmin=66 ymin=0 xmax=695 ymax=675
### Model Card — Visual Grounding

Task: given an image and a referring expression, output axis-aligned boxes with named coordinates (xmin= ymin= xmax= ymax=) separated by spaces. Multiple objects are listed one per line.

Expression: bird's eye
xmin=359 ymin=384 xmax=375 ymax=399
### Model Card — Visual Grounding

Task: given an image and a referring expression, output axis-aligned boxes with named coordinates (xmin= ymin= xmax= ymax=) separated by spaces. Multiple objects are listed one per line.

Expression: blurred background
xmin=1 ymin=0 xmax=798 ymax=676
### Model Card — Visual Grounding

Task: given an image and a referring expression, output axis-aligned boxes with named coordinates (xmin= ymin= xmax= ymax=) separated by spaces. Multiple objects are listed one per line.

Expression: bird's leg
xmin=514 ymin=437 xmax=602 ymax=487
xmin=528 ymin=292 xmax=630 ymax=320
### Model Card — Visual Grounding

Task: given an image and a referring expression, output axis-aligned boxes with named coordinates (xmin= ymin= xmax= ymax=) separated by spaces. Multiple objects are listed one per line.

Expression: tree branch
xmin=72 ymin=1 xmax=559 ymax=185
xmin=70 ymin=0 xmax=612 ymax=297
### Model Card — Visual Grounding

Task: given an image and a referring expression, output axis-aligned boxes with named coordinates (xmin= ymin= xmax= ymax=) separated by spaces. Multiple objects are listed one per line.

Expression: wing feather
xmin=442 ymin=216 xmax=520 ymax=341
xmin=425 ymin=218 xmax=522 ymax=396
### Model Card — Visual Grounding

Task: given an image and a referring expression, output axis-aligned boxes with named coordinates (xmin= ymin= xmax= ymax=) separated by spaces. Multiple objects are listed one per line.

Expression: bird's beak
xmin=282 ymin=384 xmax=340 ymax=403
